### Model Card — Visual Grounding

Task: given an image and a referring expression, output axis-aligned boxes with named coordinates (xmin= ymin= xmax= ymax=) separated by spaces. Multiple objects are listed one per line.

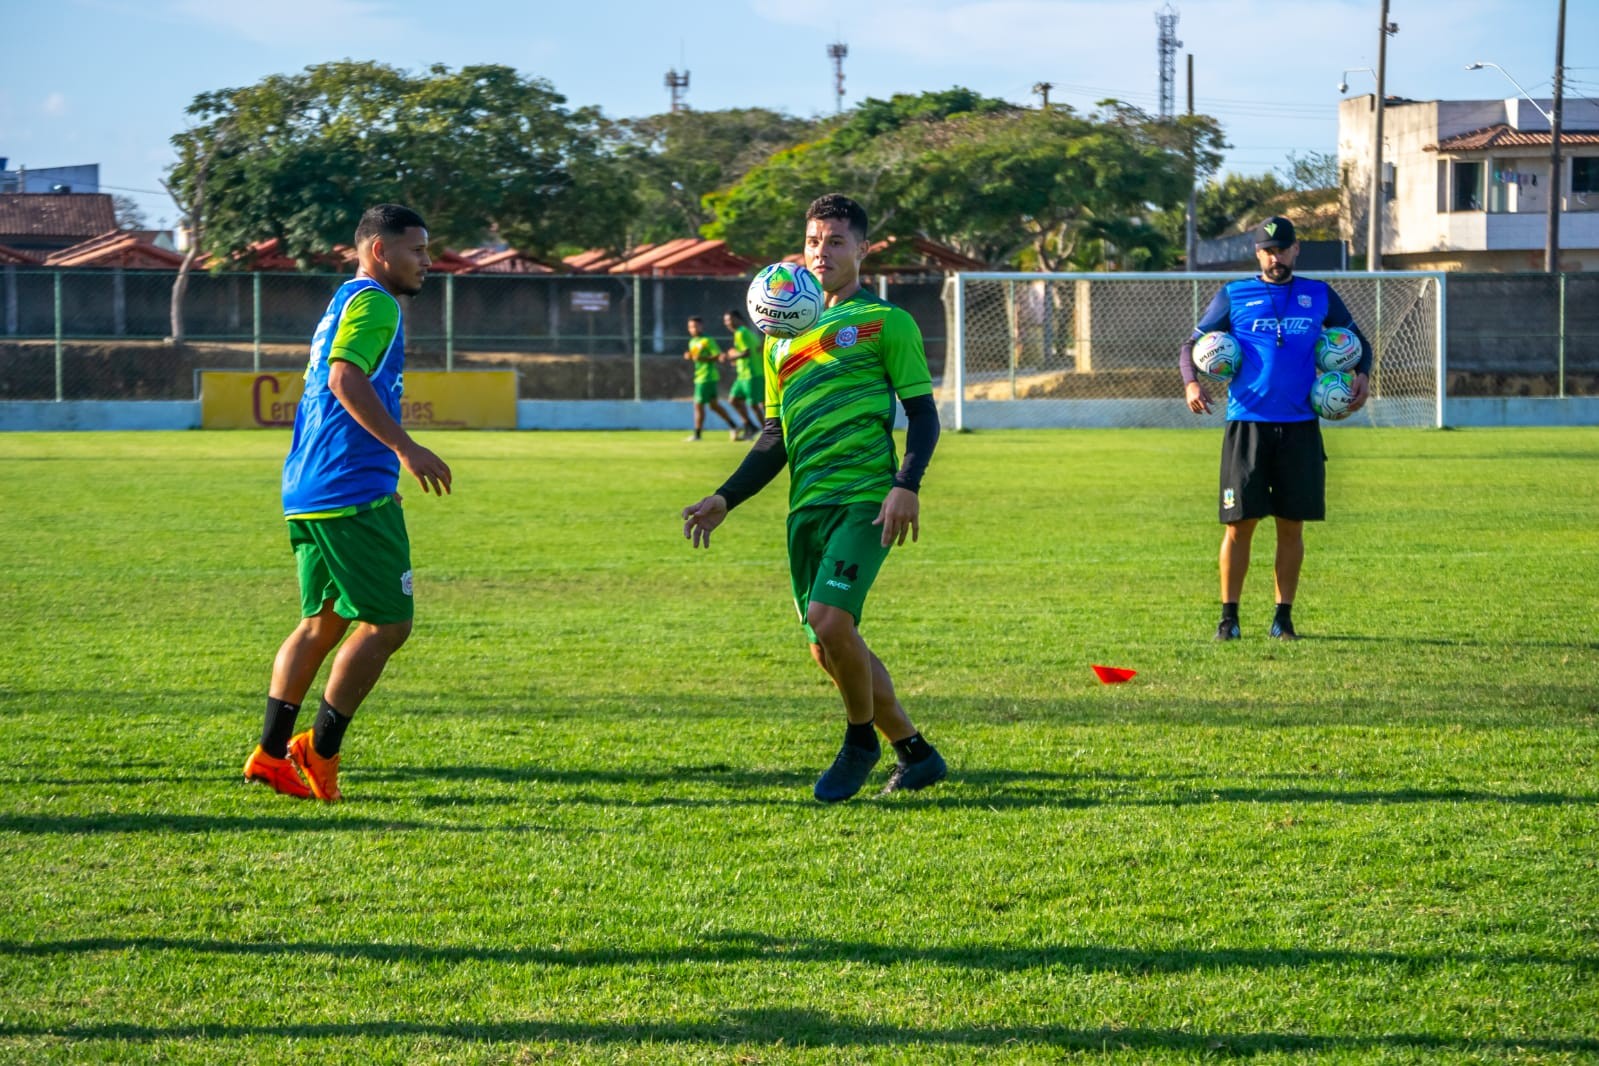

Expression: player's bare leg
xmin=811 ymin=641 xmax=914 ymax=741
xmin=270 ymin=601 xmax=350 ymax=705
xmin=1270 ymin=518 xmax=1304 ymax=640
xmin=809 ymin=605 xmax=944 ymax=799
xmin=248 ymin=600 xmax=349 ymax=798
xmin=322 ymin=620 xmax=412 ymax=717
xmin=286 ymin=619 xmax=411 ymax=802
xmin=707 ymin=399 xmax=741 ymax=439
xmin=1217 ymin=519 xmax=1257 ymax=641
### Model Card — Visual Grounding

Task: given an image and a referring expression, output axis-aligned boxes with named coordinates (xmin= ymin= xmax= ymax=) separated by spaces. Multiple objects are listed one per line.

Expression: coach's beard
xmin=1264 ymin=263 xmax=1292 ymax=283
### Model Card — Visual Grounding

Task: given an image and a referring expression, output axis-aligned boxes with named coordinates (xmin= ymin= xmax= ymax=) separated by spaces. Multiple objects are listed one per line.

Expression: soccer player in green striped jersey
xmin=722 ymin=308 xmax=764 ymax=438
xmin=683 ymin=316 xmax=741 ymax=441
xmin=681 ymin=194 xmax=947 ymax=802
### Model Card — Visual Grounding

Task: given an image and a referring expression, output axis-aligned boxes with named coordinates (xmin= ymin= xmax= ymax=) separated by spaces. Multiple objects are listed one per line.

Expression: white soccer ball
xmin=1310 ymin=370 xmax=1357 ymax=420
xmin=1193 ymin=330 xmax=1241 ymax=380
xmin=1315 ymin=327 xmax=1362 ymax=372
xmin=746 ymin=262 xmax=823 ymax=337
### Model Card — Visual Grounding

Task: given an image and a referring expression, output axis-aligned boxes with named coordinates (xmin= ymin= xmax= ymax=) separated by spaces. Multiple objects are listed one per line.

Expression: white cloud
xmin=167 ymin=0 xmax=413 ymax=47
xmin=42 ymin=91 xmax=68 ymax=117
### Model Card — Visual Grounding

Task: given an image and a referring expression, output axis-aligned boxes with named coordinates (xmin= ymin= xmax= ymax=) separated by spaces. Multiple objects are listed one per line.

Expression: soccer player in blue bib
xmin=243 ymin=204 xmax=453 ymax=801
xmin=1179 ymin=216 xmax=1373 ymax=642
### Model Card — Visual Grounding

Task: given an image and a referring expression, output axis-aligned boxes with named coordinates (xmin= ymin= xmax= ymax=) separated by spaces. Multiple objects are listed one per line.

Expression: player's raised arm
xmin=681 ymin=419 xmax=789 ymax=548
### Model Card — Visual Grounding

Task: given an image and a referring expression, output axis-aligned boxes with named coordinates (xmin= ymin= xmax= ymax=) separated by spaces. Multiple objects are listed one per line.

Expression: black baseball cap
xmin=1255 ymin=216 xmax=1297 ymax=249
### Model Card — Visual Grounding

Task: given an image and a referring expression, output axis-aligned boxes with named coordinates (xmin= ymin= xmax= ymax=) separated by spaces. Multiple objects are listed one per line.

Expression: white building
xmin=1338 ymin=94 xmax=1599 ymax=271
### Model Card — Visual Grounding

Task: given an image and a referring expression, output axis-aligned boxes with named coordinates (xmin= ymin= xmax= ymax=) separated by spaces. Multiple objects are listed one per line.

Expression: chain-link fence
xmin=2 ymin=265 xmax=1593 ymax=412
xmin=943 ymin=272 xmax=1445 ymax=428
xmin=0 ymin=268 xmax=946 ymax=402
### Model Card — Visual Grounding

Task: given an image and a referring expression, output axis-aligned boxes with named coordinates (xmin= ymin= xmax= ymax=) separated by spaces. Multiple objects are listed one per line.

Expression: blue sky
xmin=3 ymin=0 xmax=1594 ymax=229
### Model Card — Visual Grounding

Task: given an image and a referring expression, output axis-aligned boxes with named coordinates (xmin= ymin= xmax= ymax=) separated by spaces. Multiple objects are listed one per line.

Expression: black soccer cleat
xmin=1269 ymin=617 xmax=1299 ymax=641
xmin=1215 ymin=618 xmax=1241 ymax=641
xmin=813 ymin=742 xmax=881 ymax=803
xmin=881 ymin=749 xmax=948 ymax=795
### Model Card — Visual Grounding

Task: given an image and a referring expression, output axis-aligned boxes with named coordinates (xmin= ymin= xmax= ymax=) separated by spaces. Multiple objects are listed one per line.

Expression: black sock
xmin=1274 ymin=602 xmax=1293 ymax=622
xmin=844 ymin=721 xmax=879 ymax=752
xmin=312 ymin=698 xmax=352 ymax=759
xmin=1221 ymin=601 xmax=1240 ymax=622
xmin=260 ymin=697 xmax=300 ymax=758
xmin=892 ymin=733 xmax=934 ymax=765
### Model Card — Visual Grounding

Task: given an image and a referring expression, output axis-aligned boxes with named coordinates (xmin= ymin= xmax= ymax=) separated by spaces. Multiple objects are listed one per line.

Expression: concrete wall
xmin=3 ymin=398 xmax=1590 ymax=432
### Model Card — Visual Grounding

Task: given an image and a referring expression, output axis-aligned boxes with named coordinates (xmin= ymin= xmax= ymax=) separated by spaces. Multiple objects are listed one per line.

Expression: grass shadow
xmin=1 ymin=1009 xmax=1594 ymax=1055
xmin=4 ymin=931 xmax=1593 ymax=974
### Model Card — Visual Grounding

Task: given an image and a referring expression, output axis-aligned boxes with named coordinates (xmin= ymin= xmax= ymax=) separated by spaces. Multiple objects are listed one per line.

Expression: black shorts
xmin=1219 ymin=420 xmax=1326 ymax=523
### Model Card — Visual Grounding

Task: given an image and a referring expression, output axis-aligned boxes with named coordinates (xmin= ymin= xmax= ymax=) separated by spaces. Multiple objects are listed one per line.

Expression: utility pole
xmin=828 ymin=42 xmax=849 ymax=114
xmin=1185 ymin=53 xmax=1197 ymax=269
xmin=1367 ymin=0 xmax=1397 ymax=271
xmin=1546 ymin=0 xmax=1566 ymax=273
xmin=1032 ymin=81 xmax=1053 ymax=109
xmin=664 ymin=68 xmax=690 ymax=113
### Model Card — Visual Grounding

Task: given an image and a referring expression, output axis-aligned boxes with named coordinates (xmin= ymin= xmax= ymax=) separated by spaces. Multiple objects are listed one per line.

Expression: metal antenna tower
xmin=664 ymin=68 xmax=690 ymax=112
xmin=1156 ymin=4 xmax=1181 ymax=121
xmin=828 ymin=41 xmax=848 ymax=113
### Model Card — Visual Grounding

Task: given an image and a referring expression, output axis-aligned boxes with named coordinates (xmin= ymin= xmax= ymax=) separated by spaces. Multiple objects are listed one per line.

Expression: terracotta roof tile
xmin=0 ymin=242 xmax=40 ymax=265
xmin=0 ymin=193 xmax=117 ymax=240
xmin=1429 ymin=123 xmax=1599 ymax=151
xmin=43 ymin=230 xmax=185 ymax=269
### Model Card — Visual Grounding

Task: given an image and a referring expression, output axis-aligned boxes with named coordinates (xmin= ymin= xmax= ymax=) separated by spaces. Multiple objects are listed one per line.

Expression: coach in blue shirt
xmin=1179 ymin=216 xmax=1373 ymax=642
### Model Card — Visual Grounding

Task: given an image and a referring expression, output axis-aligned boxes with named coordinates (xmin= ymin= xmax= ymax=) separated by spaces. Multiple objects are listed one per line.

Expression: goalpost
xmin=941 ymin=272 xmax=1448 ymax=430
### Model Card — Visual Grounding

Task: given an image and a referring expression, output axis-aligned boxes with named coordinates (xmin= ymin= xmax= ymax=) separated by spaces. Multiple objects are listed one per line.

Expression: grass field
xmin=1 ymin=426 xmax=1596 ymax=1065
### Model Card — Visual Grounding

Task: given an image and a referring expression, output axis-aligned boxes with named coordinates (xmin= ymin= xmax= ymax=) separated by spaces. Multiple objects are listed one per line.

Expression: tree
xmin=609 ymin=108 xmax=818 ymax=244
xmin=111 ymin=195 xmax=147 ymax=231
xmin=705 ymin=92 xmax=1222 ymax=270
xmin=703 ymin=88 xmax=1015 ymax=262
xmin=166 ymin=62 xmax=634 ymax=265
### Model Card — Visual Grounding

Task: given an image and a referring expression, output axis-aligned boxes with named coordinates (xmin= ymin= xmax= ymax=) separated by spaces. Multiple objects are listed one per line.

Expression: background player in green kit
xmin=683 ymin=316 xmax=741 ymax=441
xmin=681 ymin=194 xmax=947 ymax=802
xmin=242 ymin=204 xmax=452 ymax=803
xmin=722 ymin=308 xmax=764 ymax=439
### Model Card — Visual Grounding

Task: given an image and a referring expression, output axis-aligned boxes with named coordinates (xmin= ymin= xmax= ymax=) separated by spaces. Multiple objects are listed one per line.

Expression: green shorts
xmin=787 ymin=502 xmax=891 ymax=642
xmin=693 ymin=380 xmax=720 ymax=404
xmin=729 ymin=378 xmax=762 ymax=403
xmin=288 ymin=499 xmax=413 ymax=624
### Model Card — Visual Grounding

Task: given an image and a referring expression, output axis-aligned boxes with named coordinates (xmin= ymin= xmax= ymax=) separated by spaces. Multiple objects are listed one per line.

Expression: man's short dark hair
xmin=805 ymin=194 xmax=868 ymax=240
xmin=355 ymin=204 xmax=427 ymax=246
xmin=687 ymin=315 xmax=704 ymax=325
xmin=724 ymin=308 xmax=746 ymax=322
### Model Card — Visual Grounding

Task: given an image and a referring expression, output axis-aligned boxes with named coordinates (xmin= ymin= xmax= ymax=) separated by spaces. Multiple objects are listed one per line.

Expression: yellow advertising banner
xmin=200 ymin=371 xmax=517 ymax=430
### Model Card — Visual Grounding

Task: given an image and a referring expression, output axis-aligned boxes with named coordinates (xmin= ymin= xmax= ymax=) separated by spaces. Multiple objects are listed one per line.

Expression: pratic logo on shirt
xmin=1250 ymin=317 xmax=1315 ymax=335
xmin=835 ymin=325 xmax=859 ymax=348
xmin=825 ymin=579 xmax=852 ymax=591
xmin=1244 ymin=299 xmax=1265 ymax=308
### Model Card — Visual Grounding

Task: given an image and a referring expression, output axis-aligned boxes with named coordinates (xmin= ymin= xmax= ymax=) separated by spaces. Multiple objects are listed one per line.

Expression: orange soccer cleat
xmin=288 ymin=730 xmax=342 ymax=803
xmin=243 ymin=745 xmax=311 ymax=799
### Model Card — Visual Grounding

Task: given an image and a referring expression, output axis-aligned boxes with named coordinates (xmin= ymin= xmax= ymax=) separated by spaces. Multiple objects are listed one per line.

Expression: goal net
xmin=940 ymin=272 xmax=1444 ymax=429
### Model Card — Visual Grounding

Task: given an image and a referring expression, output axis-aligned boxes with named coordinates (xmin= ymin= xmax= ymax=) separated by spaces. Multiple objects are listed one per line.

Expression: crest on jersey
xmin=1298 ymin=294 xmax=1312 ymax=307
xmin=836 ymin=325 xmax=859 ymax=348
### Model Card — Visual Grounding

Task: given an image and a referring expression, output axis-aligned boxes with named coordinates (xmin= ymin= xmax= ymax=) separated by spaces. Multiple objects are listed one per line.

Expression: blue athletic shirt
xmin=282 ymin=278 xmax=405 ymax=516
xmin=1192 ymin=276 xmax=1367 ymax=422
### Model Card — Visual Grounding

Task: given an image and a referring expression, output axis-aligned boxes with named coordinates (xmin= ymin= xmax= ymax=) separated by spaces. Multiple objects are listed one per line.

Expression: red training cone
xmin=1091 ymin=664 xmax=1137 ymax=684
